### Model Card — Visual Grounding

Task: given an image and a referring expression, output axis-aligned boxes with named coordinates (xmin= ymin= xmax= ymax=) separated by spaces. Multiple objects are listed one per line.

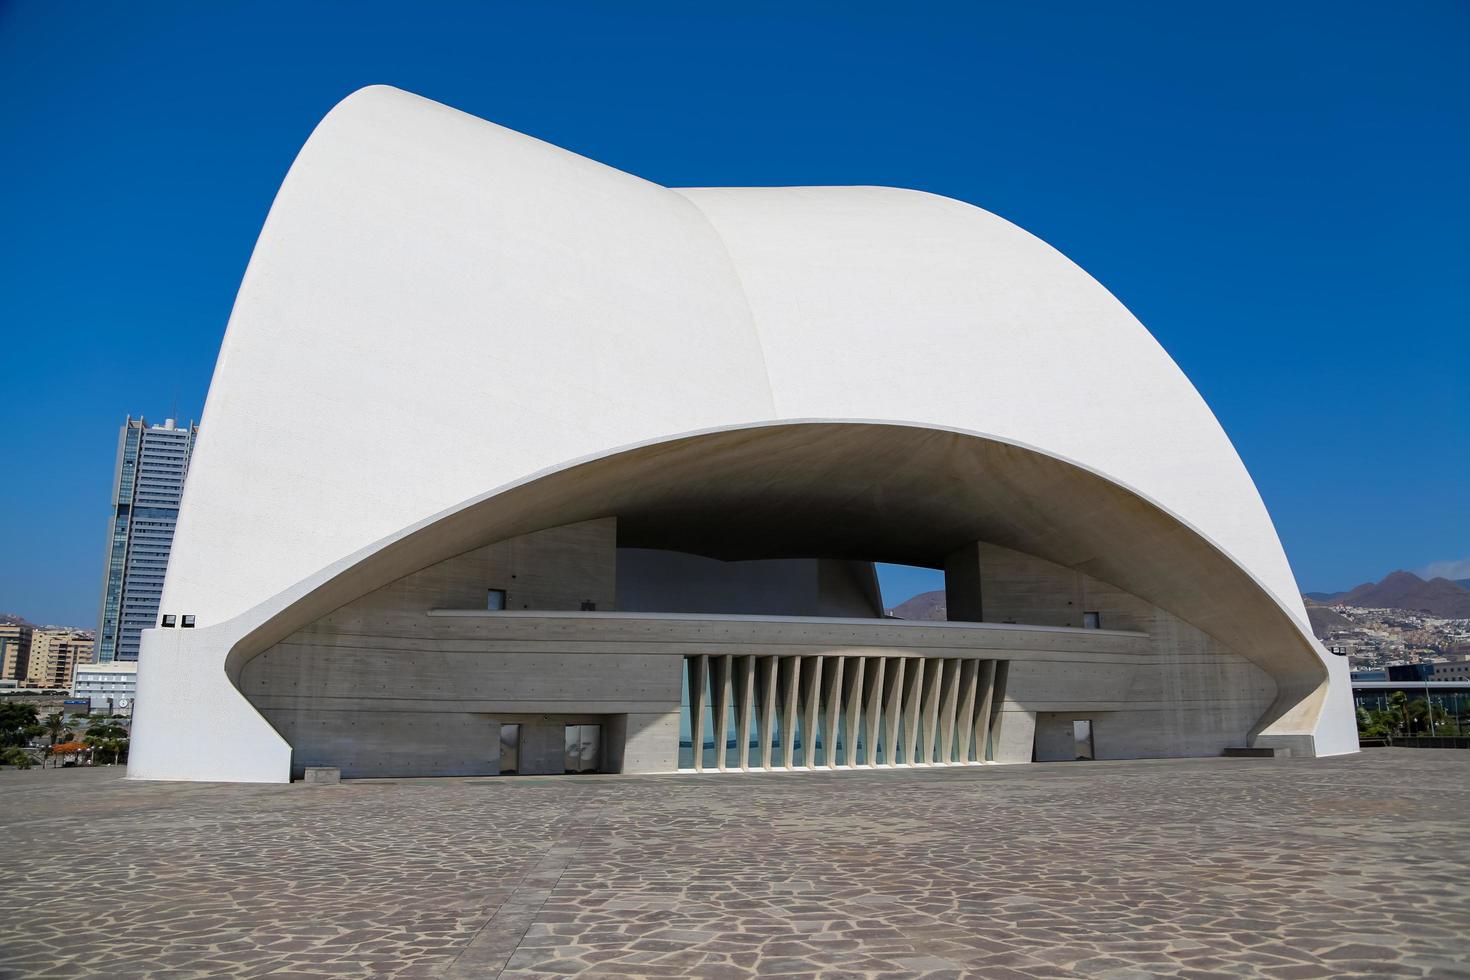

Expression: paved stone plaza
xmin=1 ymin=750 xmax=1466 ymax=979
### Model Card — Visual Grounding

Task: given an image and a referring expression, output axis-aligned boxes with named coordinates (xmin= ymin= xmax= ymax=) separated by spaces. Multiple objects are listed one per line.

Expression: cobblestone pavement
xmin=1 ymin=750 xmax=1467 ymax=979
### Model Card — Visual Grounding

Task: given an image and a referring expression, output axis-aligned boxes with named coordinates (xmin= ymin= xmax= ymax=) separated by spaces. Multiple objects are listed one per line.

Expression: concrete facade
xmin=128 ymin=86 xmax=1355 ymax=783
xmin=24 ymin=629 xmax=94 ymax=690
xmin=232 ymin=514 xmax=1278 ymax=778
xmin=73 ymin=661 xmax=138 ymax=714
xmin=0 ymin=623 xmax=32 ymax=682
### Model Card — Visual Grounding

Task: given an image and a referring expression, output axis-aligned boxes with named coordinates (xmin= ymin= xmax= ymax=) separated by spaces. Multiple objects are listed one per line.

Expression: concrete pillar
xmin=823 ymin=656 xmax=844 ymax=768
xmin=955 ymin=659 xmax=980 ymax=763
xmin=780 ymin=656 xmax=800 ymax=769
xmin=864 ymin=656 xmax=886 ymax=766
xmin=801 ymin=656 xmax=822 ymax=768
xmin=939 ymin=658 xmax=962 ymax=764
xmin=944 ymin=542 xmax=984 ymax=623
xmin=884 ymin=657 xmax=906 ymax=765
xmin=620 ymin=711 xmax=681 ymax=773
xmin=902 ymin=656 xmax=923 ymax=766
xmin=921 ymin=657 xmax=943 ymax=764
xmin=758 ymin=656 xmax=777 ymax=770
xmin=734 ymin=655 xmax=755 ymax=772
xmin=690 ymin=655 xmax=708 ymax=772
xmin=711 ymin=655 xmax=732 ymax=771
xmin=991 ymin=707 xmax=1037 ymax=764
xmin=974 ymin=659 xmax=998 ymax=762
xmin=844 ymin=656 xmax=866 ymax=766
xmin=986 ymin=661 xmax=1034 ymax=763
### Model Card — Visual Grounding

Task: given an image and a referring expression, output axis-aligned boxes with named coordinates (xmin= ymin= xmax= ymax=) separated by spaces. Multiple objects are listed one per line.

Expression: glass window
xmin=486 ymin=589 xmax=507 ymax=611
xmin=1083 ymin=611 xmax=1101 ymax=629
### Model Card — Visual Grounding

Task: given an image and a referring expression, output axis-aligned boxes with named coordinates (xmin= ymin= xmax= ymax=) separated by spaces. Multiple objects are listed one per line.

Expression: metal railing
xmin=1360 ymin=736 xmax=1470 ymax=749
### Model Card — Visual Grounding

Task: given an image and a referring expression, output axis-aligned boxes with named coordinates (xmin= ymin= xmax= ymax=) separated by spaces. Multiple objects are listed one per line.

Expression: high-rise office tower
xmin=96 ymin=416 xmax=197 ymax=662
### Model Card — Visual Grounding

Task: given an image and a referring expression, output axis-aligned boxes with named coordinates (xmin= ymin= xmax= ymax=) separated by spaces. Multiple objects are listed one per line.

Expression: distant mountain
xmin=888 ymin=590 xmax=946 ymax=621
xmin=1330 ymin=571 xmax=1470 ymax=618
xmin=1304 ymin=603 xmax=1350 ymax=637
xmin=891 ymin=569 xmax=1470 ymax=631
xmin=1458 ymin=578 xmax=1470 ymax=592
xmin=0 ymin=613 xmax=34 ymax=627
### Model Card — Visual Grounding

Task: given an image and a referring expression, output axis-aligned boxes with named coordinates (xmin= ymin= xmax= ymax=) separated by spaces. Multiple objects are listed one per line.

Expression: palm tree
xmin=1389 ymin=691 xmax=1410 ymax=736
xmin=42 ymin=712 xmax=68 ymax=746
xmin=84 ymin=723 xmax=130 ymax=765
xmin=40 ymin=712 xmax=76 ymax=767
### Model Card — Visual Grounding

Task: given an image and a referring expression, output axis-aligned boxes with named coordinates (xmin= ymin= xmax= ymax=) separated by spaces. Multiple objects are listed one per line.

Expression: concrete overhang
xmin=219 ymin=420 xmax=1334 ymax=751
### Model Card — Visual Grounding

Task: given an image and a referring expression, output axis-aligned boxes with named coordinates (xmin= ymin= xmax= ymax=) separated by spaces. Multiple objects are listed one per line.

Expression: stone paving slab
xmin=0 ymin=750 xmax=1466 ymax=978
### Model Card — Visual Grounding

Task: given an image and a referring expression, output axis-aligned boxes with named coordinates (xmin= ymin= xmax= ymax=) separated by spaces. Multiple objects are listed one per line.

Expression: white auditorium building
xmin=128 ymin=87 xmax=1355 ymax=782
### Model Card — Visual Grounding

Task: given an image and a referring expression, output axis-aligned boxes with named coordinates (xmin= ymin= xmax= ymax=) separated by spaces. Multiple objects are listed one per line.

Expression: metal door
xmin=564 ymin=724 xmax=601 ymax=773
xmin=499 ymin=723 xmax=520 ymax=774
xmin=1072 ymin=719 xmax=1094 ymax=760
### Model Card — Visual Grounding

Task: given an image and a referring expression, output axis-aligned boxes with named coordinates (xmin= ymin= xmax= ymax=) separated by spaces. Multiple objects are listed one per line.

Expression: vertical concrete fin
xmin=865 ymin=656 xmax=886 ymax=767
xmin=802 ymin=656 xmax=823 ymax=768
xmin=956 ymin=659 xmax=980 ymax=763
xmin=759 ymin=656 xmax=777 ymax=769
xmin=712 ymin=654 xmax=732 ymax=771
xmin=690 ymin=654 xmax=708 ymax=772
xmin=844 ymin=656 xmax=867 ymax=766
xmin=735 ymin=655 xmax=755 ymax=771
xmin=780 ymin=656 xmax=800 ymax=768
xmin=823 ymin=656 xmax=845 ymax=768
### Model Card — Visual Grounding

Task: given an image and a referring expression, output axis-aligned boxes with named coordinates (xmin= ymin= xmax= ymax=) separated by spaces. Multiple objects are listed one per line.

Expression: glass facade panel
xmin=678 ymin=654 xmax=1005 ymax=773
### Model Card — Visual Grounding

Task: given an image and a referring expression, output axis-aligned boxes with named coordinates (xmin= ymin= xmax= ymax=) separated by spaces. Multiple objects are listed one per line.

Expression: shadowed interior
xmin=226 ymin=421 xmax=1329 ymax=745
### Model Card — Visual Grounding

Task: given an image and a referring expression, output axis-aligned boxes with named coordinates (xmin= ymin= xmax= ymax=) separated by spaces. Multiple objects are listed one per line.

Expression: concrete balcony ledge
xmin=417 ymin=608 xmax=1151 ymax=661
xmin=428 ymin=607 xmax=1145 ymax=635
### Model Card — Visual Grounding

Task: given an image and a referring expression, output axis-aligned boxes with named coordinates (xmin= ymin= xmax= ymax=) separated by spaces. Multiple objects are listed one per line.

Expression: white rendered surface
xmin=133 ymin=86 xmax=1353 ymax=782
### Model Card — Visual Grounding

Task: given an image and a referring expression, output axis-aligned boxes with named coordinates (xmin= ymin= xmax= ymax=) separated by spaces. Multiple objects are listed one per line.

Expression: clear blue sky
xmin=2 ymin=2 xmax=1466 ymax=626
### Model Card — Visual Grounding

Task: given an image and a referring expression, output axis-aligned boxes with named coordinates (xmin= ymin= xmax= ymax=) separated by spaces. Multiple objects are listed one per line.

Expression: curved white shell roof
xmin=133 ymin=86 xmax=1353 ymax=782
xmin=164 ymin=86 xmax=1301 ymax=626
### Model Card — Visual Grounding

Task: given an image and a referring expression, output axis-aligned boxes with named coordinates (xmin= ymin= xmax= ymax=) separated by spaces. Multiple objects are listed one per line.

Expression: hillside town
xmin=1315 ymin=604 xmax=1470 ymax=673
xmin=1304 ymin=571 xmax=1470 ymax=679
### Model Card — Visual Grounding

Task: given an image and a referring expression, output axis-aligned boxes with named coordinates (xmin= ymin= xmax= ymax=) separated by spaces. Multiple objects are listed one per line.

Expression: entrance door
xmin=1072 ymin=719 xmax=1095 ymax=760
xmin=564 ymin=725 xmax=601 ymax=773
xmin=500 ymin=723 xmax=520 ymax=774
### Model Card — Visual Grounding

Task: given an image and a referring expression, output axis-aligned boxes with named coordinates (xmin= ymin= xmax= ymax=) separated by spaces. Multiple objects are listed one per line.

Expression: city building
xmin=24 ymin=629 xmax=94 ymax=690
xmin=0 ymin=622 xmax=33 ymax=682
xmin=128 ymin=87 xmax=1356 ymax=783
xmin=73 ymin=661 xmax=138 ymax=716
xmin=1428 ymin=656 xmax=1470 ymax=682
xmin=96 ymin=416 xmax=197 ymax=663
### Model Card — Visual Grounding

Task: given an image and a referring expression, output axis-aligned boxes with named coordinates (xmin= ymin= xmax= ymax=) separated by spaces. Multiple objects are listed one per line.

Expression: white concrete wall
xmin=979 ymin=543 xmax=1279 ymax=759
xmin=160 ymin=87 xmax=773 ymax=628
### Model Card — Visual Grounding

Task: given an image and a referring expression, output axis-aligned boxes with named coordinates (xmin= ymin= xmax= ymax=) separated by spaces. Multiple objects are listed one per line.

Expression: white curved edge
xmin=129 ymin=417 xmax=1356 ymax=783
xmin=673 ymin=182 xmax=1312 ymax=630
xmin=129 ymin=624 xmax=291 ymax=782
